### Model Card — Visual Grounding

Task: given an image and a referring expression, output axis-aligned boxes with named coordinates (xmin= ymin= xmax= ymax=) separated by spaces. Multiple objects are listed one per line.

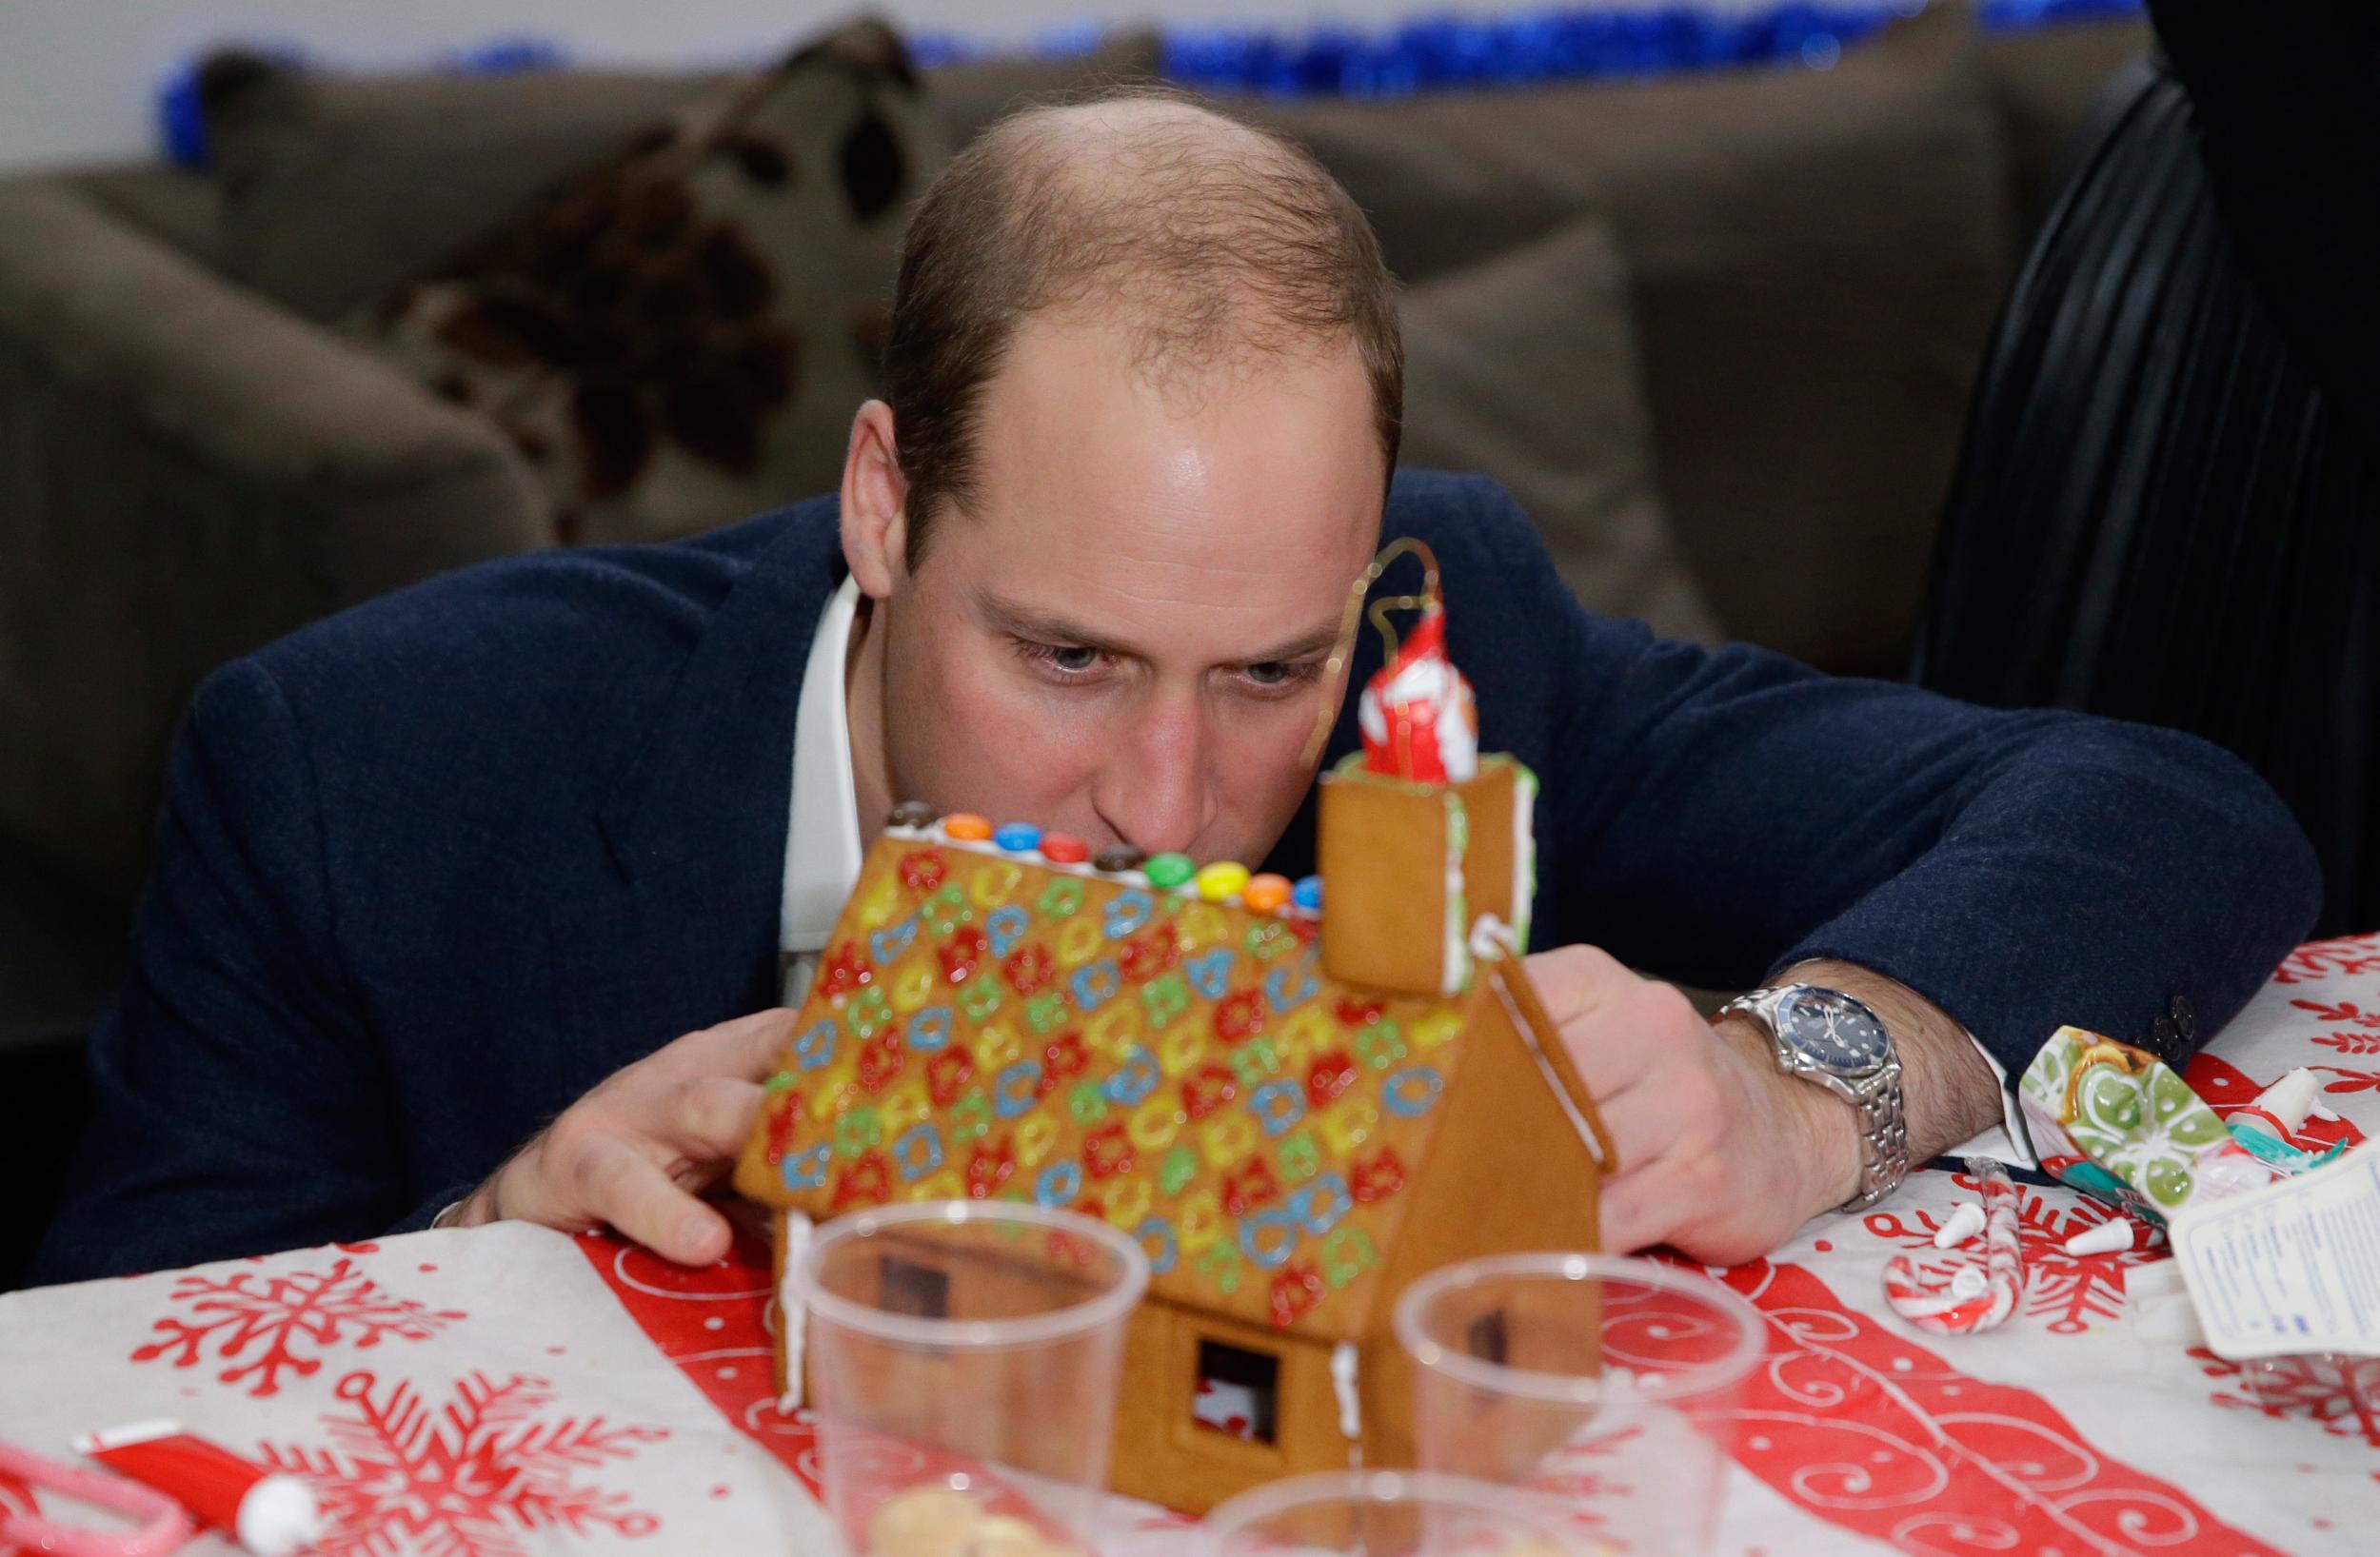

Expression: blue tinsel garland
xmin=156 ymin=0 xmax=2145 ymax=170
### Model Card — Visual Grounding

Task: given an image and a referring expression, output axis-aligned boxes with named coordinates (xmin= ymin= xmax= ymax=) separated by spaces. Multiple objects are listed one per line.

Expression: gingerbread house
xmin=734 ymin=753 xmax=1616 ymax=1514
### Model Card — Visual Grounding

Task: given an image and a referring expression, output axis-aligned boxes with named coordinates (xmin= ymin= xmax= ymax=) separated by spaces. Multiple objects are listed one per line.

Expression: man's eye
xmin=1240 ymin=660 xmax=1320 ymax=695
xmin=1019 ymin=641 xmax=1106 ymax=678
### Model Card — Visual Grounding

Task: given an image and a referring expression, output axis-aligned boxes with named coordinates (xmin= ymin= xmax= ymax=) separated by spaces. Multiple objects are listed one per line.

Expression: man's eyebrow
xmin=1244 ymin=623 xmax=1350 ymax=664
xmin=974 ymin=589 xmax=1345 ymax=666
xmin=975 ymin=590 xmax=1147 ymax=660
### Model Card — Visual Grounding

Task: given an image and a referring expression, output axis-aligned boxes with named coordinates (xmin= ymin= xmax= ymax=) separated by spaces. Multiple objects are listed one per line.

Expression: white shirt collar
xmin=781 ymin=576 xmax=865 ymax=968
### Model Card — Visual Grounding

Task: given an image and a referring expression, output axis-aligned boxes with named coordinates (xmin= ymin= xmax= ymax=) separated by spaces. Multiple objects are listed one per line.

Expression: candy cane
xmin=1883 ymin=1157 xmax=2022 ymax=1335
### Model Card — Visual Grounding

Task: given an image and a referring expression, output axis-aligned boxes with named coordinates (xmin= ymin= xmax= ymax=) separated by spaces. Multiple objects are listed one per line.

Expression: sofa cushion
xmin=1399 ymin=216 xmax=1718 ymax=644
xmin=202 ymin=55 xmax=706 ymax=322
xmin=199 ymin=30 xmax=1160 ymax=325
xmin=355 ymin=20 xmax=943 ymax=545
xmin=1237 ymin=6 xmax=2012 ymax=672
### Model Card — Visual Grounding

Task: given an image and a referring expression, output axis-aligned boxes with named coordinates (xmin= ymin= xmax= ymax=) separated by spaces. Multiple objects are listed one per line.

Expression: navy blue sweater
xmin=32 ymin=474 xmax=2319 ymax=1283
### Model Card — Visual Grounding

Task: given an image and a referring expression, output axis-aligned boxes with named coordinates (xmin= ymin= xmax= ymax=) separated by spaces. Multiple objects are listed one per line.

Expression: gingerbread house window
xmin=1466 ymin=1310 xmax=1509 ymax=1369
xmin=1193 ymin=1339 xmax=1280 ymax=1445
xmin=879 ymin=1254 xmax=951 ymax=1321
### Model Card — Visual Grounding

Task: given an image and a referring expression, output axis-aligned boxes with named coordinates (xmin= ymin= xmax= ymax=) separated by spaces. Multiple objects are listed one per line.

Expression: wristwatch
xmin=1718 ymin=983 xmax=1910 ymax=1213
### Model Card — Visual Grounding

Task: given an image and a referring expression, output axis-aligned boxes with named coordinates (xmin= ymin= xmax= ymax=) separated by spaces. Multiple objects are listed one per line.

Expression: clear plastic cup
xmin=1393 ymin=1253 xmax=1766 ymax=1556
xmin=794 ymin=1200 xmax=1149 ymax=1557
xmin=1201 ymin=1469 xmax=1583 ymax=1556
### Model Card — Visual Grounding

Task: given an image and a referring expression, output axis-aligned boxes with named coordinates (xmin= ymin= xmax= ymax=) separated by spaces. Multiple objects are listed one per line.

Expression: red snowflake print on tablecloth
xmin=2271 ymin=933 xmax=2380 ymax=984
xmin=257 ymin=1370 xmax=666 ymax=1557
xmin=2288 ymin=997 xmax=2380 ymax=1085
xmin=1866 ymin=1177 xmax=2155 ymax=1334
xmin=2312 ymin=1065 xmax=2380 ymax=1097
xmin=130 ymin=1255 xmax=464 ymax=1398
xmin=2192 ymin=1349 xmax=2380 ymax=1449
xmin=0 ymin=1468 xmax=38 ymax=1543
xmin=2288 ymin=997 xmax=2380 ymax=1032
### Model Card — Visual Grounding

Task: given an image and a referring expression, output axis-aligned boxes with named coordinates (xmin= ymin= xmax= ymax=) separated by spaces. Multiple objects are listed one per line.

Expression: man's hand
xmin=1526 ymin=947 xmax=2002 ymax=1267
xmin=447 ymin=1008 xmax=797 ymax=1265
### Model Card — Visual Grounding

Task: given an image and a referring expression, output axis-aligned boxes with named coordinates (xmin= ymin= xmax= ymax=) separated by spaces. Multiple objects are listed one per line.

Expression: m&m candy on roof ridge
xmin=1242 ymin=874 xmax=1293 ymax=915
xmin=1144 ymin=853 xmax=1196 ymax=890
xmin=1196 ymin=861 xmax=1252 ymax=902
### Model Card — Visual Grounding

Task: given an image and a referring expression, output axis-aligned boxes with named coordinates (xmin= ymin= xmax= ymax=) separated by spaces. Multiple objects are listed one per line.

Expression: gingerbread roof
xmin=735 ymin=819 xmax=1498 ymax=1341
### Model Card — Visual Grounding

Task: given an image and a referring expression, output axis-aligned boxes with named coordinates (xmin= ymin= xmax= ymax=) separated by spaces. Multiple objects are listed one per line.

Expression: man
xmin=34 ymin=95 xmax=2317 ymax=1286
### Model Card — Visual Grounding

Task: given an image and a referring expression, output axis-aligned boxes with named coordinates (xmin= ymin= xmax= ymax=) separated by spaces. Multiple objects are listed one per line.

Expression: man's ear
xmin=840 ymin=400 xmax=909 ymax=601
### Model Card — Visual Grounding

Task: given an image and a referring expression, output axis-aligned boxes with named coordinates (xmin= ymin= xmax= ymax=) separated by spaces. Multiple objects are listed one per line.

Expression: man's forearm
xmin=1717 ymin=957 xmax=2008 ymax=1215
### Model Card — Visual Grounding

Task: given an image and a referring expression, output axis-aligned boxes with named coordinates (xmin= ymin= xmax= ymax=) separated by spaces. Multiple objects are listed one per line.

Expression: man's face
xmin=874 ymin=314 xmax=1384 ymax=863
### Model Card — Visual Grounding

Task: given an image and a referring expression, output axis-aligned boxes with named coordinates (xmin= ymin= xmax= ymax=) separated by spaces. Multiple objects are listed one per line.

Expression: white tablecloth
xmin=8 ymin=935 xmax=2380 ymax=1555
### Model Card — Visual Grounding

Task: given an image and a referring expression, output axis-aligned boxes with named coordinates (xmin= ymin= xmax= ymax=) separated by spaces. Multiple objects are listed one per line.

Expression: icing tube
xmin=2226 ymin=1069 xmax=2351 ymax=1176
xmin=2252 ymin=1069 xmax=2335 ymax=1133
xmin=75 ymin=1422 xmax=325 ymax=1557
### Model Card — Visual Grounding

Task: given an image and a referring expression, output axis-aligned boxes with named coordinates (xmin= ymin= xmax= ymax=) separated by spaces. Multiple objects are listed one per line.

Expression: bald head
xmin=880 ymin=88 xmax=1401 ymax=564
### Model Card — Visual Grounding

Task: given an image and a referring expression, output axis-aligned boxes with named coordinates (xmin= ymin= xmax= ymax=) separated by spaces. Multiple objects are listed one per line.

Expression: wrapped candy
xmin=1357 ymin=605 xmax=1478 ymax=783
xmin=2014 ymin=1027 xmax=2332 ymax=1230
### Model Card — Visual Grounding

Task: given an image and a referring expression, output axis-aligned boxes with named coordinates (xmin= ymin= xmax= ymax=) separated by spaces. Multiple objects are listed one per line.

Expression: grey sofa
xmin=0 ymin=6 xmax=2149 ymax=1287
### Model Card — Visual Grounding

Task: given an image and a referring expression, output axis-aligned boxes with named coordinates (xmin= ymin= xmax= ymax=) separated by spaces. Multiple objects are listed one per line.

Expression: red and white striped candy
xmin=1882 ymin=1157 xmax=2022 ymax=1335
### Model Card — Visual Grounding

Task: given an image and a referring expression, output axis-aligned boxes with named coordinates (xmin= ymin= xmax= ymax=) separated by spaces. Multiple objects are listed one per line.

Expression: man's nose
xmin=1092 ymin=689 xmax=1215 ymax=857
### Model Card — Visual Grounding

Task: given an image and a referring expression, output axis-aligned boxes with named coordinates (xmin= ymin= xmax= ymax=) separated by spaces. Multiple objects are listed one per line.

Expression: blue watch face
xmin=1781 ymin=989 xmax=1889 ymax=1074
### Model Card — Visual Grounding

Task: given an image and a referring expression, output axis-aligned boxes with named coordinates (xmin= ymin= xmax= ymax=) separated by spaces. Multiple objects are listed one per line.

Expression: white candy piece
xmin=1932 ymin=1202 xmax=1987 ymax=1249
xmin=2252 ymin=1068 xmax=2340 ymax=1132
xmin=2062 ymin=1219 xmax=2144 ymax=1257
xmin=1949 ymin=1266 xmax=1989 ymax=1300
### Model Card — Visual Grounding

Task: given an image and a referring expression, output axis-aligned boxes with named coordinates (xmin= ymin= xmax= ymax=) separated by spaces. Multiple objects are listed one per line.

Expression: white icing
xmin=1510 ymin=762 xmax=1538 ymax=954
xmin=1441 ymin=794 xmax=1470 ymax=995
xmin=888 ymin=819 xmax=1311 ymax=919
xmin=778 ymin=1210 xmax=812 ymax=1413
xmin=1486 ymin=954 xmax=1612 ymax=1170
xmin=888 ymin=822 xmax=1151 ymax=888
xmin=1330 ymin=1340 xmax=1363 ymax=1443
xmin=1468 ymin=914 xmax=1516 ymax=963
